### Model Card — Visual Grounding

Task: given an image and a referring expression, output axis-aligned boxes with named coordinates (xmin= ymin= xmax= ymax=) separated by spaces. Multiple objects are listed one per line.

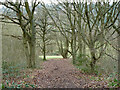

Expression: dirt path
xmin=25 ymin=59 xmax=108 ymax=88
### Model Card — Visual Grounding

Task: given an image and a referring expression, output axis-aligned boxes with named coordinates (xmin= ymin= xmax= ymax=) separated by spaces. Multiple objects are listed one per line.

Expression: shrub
xmin=75 ymin=54 xmax=99 ymax=74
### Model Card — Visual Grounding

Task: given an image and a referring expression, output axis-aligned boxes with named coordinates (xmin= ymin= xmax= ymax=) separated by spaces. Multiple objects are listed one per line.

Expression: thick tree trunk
xmin=89 ymin=47 xmax=97 ymax=72
xmin=29 ymin=19 xmax=36 ymax=68
xmin=22 ymin=21 xmax=36 ymax=68
xmin=23 ymin=29 xmax=36 ymax=68
xmin=90 ymin=58 xmax=97 ymax=72
xmin=23 ymin=32 xmax=30 ymax=68
xmin=29 ymin=41 xmax=35 ymax=68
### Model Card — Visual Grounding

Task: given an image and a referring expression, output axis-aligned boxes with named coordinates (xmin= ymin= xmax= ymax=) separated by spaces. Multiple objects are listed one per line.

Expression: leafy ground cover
xmin=2 ymin=58 xmax=119 ymax=88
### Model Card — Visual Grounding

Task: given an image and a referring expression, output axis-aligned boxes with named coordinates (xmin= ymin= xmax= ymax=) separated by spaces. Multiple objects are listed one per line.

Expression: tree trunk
xmin=23 ymin=32 xmax=30 ymax=68
xmin=78 ymin=38 xmax=83 ymax=55
xmin=89 ymin=47 xmax=97 ymax=72
xmin=29 ymin=41 xmax=35 ymax=68
xmin=83 ymin=43 xmax=86 ymax=55
xmin=77 ymin=13 xmax=83 ymax=56
xmin=23 ymin=27 xmax=36 ymax=68
xmin=43 ymin=31 xmax=46 ymax=61
xmin=57 ymin=38 xmax=69 ymax=59
xmin=62 ymin=38 xmax=69 ymax=59
xmin=43 ymin=41 xmax=46 ymax=61
xmin=72 ymin=30 xmax=76 ymax=64
xmin=29 ymin=19 xmax=36 ymax=68
xmin=90 ymin=58 xmax=97 ymax=72
xmin=118 ymin=2 xmax=120 ymax=85
xmin=62 ymin=49 xmax=68 ymax=59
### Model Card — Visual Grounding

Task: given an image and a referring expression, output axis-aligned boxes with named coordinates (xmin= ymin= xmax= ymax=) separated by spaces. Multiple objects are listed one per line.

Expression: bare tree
xmin=36 ymin=5 xmax=53 ymax=60
xmin=50 ymin=2 xmax=78 ymax=63
xmin=41 ymin=3 xmax=71 ymax=59
xmin=0 ymin=0 xmax=40 ymax=68
xmin=73 ymin=1 xmax=119 ymax=71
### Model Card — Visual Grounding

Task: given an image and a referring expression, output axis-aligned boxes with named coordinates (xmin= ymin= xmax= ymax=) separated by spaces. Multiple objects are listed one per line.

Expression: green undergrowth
xmin=2 ymin=58 xmax=43 ymax=88
xmin=74 ymin=54 xmax=119 ymax=88
xmin=2 ymin=60 xmax=26 ymax=79
xmin=2 ymin=80 xmax=37 ymax=88
xmin=75 ymin=54 xmax=96 ymax=74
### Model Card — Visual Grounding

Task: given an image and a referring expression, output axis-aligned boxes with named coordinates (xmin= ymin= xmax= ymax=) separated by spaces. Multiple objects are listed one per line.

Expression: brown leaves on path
xmin=24 ymin=59 xmax=109 ymax=88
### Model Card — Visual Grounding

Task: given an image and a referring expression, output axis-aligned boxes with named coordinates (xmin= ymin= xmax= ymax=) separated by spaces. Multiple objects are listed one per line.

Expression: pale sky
xmin=0 ymin=0 xmax=118 ymax=8
xmin=0 ymin=0 xmax=58 ymax=4
xmin=0 ymin=0 xmax=58 ymax=8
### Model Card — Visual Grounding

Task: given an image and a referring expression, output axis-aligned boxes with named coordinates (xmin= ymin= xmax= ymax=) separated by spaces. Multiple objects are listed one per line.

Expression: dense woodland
xmin=0 ymin=0 xmax=120 ymax=88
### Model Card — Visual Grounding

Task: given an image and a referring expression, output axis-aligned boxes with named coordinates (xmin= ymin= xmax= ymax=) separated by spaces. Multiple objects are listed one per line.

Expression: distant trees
xmin=36 ymin=6 xmax=53 ymax=60
xmin=41 ymin=3 xmax=70 ymax=59
xmin=0 ymin=0 xmax=39 ymax=68
xmin=55 ymin=31 xmax=69 ymax=58
xmin=52 ymin=5 xmax=70 ymax=59
xmin=61 ymin=2 xmax=78 ymax=63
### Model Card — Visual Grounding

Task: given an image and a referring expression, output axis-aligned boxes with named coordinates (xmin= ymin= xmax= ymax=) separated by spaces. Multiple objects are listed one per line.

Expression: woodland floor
xmin=3 ymin=59 xmax=110 ymax=88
